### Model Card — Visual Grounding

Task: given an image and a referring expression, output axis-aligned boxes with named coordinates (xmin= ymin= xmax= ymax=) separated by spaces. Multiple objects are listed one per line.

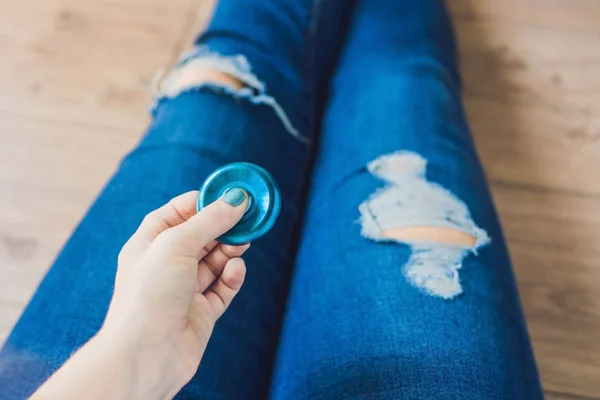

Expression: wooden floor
xmin=1 ymin=0 xmax=599 ymax=398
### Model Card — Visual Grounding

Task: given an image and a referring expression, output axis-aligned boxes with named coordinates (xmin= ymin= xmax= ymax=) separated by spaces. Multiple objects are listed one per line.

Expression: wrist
xmin=94 ymin=322 xmax=189 ymax=400
xmin=32 ymin=324 xmax=187 ymax=400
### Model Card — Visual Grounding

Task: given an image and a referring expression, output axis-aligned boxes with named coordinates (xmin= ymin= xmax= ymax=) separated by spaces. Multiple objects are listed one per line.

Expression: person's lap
xmin=0 ymin=0 xmax=543 ymax=399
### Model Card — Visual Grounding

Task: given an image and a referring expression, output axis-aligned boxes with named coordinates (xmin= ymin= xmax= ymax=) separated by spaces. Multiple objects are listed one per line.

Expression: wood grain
xmin=0 ymin=0 xmax=193 ymax=132
xmin=545 ymin=391 xmax=599 ymax=400
xmin=449 ymin=0 xmax=600 ymax=196
xmin=493 ymin=185 xmax=600 ymax=397
xmin=448 ymin=0 xmax=600 ymax=397
xmin=0 ymin=117 xmax=139 ymax=339
xmin=1 ymin=0 xmax=600 ymax=399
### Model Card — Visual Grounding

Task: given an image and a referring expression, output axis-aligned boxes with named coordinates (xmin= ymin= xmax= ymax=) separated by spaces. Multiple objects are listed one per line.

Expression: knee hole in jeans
xmin=161 ymin=67 xmax=246 ymax=97
xmin=150 ymin=47 xmax=306 ymax=141
xmin=359 ymin=151 xmax=491 ymax=299
xmin=380 ymin=226 xmax=476 ymax=246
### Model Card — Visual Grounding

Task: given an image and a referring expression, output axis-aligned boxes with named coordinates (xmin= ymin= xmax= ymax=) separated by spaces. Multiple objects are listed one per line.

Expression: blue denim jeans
xmin=0 ymin=0 xmax=543 ymax=399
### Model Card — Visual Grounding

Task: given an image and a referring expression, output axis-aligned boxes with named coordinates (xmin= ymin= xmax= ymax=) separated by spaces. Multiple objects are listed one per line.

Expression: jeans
xmin=0 ymin=0 xmax=543 ymax=399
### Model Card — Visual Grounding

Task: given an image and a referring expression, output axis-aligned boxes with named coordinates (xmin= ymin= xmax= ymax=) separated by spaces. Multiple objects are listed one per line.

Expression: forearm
xmin=30 ymin=327 xmax=184 ymax=400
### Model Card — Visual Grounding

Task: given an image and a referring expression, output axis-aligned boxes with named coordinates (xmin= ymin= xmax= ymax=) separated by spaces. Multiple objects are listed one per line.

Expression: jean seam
xmin=289 ymin=0 xmax=325 ymax=204
xmin=306 ymin=0 xmax=325 ymax=135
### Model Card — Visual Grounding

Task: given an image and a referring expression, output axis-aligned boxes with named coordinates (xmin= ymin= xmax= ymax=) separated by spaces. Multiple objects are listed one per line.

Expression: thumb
xmin=157 ymin=188 xmax=248 ymax=258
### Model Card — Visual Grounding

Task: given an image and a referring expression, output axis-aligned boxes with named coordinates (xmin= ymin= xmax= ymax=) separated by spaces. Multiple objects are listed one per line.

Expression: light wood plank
xmin=0 ymin=115 xmax=139 ymax=338
xmin=492 ymin=184 xmax=600 ymax=398
xmin=450 ymin=0 xmax=600 ymax=32
xmin=449 ymin=0 xmax=600 ymax=196
xmin=545 ymin=391 xmax=597 ymax=400
xmin=0 ymin=0 xmax=193 ymax=132
xmin=494 ymin=184 xmax=600 ymax=255
xmin=450 ymin=1 xmax=600 ymax=397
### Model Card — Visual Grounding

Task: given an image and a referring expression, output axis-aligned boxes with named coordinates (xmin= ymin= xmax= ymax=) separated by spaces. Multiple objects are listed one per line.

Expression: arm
xmin=31 ymin=329 xmax=181 ymax=400
xmin=31 ymin=189 xmax=249 ymax=400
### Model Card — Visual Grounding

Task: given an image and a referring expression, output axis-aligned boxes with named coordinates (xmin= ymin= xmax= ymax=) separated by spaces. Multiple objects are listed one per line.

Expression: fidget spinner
xmin=197 ymin=162 xmax=281 ymax=245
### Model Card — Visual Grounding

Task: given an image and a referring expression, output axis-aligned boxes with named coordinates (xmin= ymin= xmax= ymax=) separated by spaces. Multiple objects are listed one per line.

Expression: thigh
xmin=270 ymin=1 xmax=543 ymax=399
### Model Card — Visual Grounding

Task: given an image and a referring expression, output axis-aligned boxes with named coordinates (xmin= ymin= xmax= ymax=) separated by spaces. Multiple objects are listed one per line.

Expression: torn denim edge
xmin=358 ymin=150 xmax=491 ymax=299
xmin=150 ymin=45 xmax=307 ymax=143
xmin=404 ymin=245 xmax=469 ymax=300
xmin=360 ymin=150 xmax=490 ymax=250
xmin=359 ymin=193 xmax=490 ymax=250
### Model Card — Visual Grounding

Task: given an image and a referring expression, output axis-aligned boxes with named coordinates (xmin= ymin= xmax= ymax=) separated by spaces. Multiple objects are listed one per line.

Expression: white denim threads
xmin=151 ymin=46 xmax=306 ymax=143
xmin=359 ymin=151 xmax=490 ymax=299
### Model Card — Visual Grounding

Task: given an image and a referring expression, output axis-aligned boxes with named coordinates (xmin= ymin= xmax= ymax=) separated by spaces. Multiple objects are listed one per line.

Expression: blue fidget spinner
xmin=197 ymin=162 xmax=281 ymax=245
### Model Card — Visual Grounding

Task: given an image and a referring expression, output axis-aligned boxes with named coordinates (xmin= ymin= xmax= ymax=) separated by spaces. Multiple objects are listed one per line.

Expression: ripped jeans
xmin=0 ymin=0 xmax=544 ymax=399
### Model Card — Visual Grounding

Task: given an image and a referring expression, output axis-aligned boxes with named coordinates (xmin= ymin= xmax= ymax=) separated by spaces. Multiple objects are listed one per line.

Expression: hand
xmin=32 ymin=189 xmax=250 ymax=400
xmin=105 ymin=188 xmax=250 ymax=390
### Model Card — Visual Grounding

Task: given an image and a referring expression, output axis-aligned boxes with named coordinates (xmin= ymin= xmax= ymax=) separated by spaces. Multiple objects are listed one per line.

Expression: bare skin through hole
xmin=380 ymin=226 xmax=476 ymax=247
xmin=160 ymin=67 xmax=245 ymax=97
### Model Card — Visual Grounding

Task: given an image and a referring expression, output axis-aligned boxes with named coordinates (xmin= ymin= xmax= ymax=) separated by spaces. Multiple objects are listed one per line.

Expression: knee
xmin=155 ymin=50 xmax=254 ymax=99
xmin=158 ymin=67 xmax=246 ymax=97
xmin=359 ymin=151 xmax=490 ymax=300
xmin=151 ymin=46 xmax=305 ymax=141
xmin=380 ymin=226 xmax=476 ymax=247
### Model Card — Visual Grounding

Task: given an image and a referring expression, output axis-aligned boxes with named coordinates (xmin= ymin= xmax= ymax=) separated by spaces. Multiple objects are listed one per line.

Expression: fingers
xmin=204 ymin=257 xmax=246 ymax=319
xmin=118 ymin=191 xmax=200 ymax=265
xmin=196 ymin=243 xmax=250 ymax=292
xmin=123 ymin=191 xmax=199 ymax=253
xmin=138 ymin=191 xmax=199 ymax=238
xmin=156 ymin=190 xmax=248 ymax=258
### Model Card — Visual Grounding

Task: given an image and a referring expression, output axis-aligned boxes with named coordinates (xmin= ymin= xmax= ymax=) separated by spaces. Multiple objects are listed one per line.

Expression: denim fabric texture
xmin=270 ymin=1 xmax=542 ymax=398
xmin=0 ymin=0 xmax=543 ymax=399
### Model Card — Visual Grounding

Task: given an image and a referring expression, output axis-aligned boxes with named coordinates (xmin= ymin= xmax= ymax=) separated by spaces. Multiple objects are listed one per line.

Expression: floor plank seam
xmin=490 ymin=178 xmax=600 ymax=201
xmin=545 ymin=389 xmax=600 ymax=400
xmin=0 ymin=109 xmax=145 ymax=138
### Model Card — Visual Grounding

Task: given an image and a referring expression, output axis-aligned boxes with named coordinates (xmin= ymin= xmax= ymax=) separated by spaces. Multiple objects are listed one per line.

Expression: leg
xmin=270 ymin=1 xmax=543 ymax=398
xmin=0 ymin=1 xmax=351 ymax=398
